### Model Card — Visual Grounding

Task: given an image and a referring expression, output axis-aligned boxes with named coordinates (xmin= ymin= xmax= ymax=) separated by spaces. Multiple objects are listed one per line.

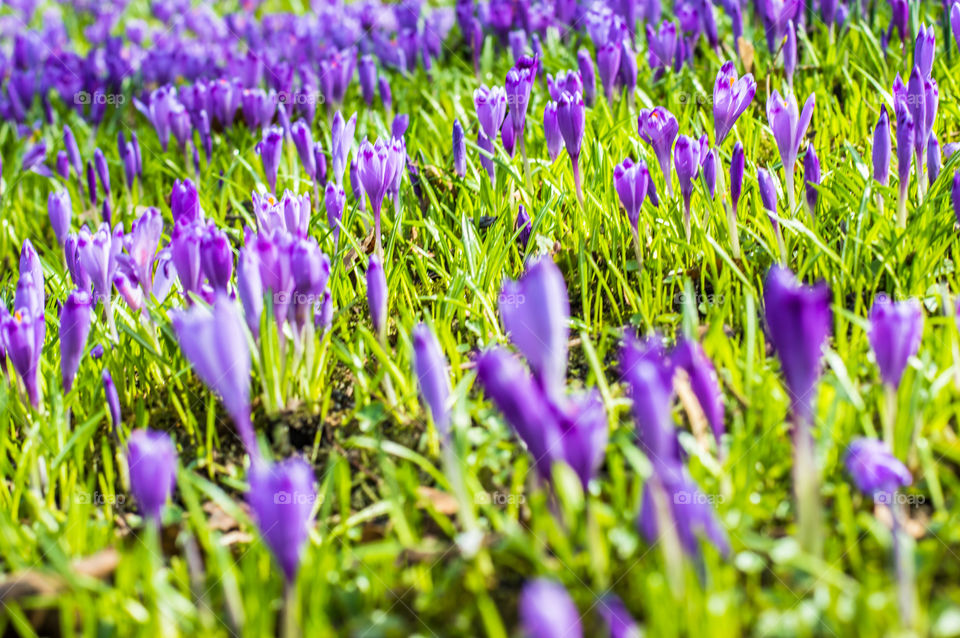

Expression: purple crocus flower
xmin=505 ymin=56 xmax=537 ymax=137
xmin=358 ymin=55 xmax=377 ymax=106
xmin=366 ymin=255 xmax=387 ymax=340
xmin=123 ymin=207 xmax=163 ymax=298
xmin=647 ymin=21 xmax=678 ymax=70
xmin=236 ymin=247 xmax=263 ymax=339
xmin=127 ymin=429 xmax=177 ymax=523
xmin=170 ymin=220 xmax=204 ymax=298
xmin=873 ymin=105 xmax=891 ymax=185
xmin=78 ymin=222 xmax=121 ymax=309
xmin=868 ymin=296 xmax=923 ymax=389
xmin=713 ymin=62 xmax=755 ymax=145
xmin=638 ymin=464 xmax=731 ymax=557
xmin=473 ymin=86 xmax=507 ymax=141
xmin=257 ymin=126 xmax=284 ymax=195
xmin=674 ymin=134 xmax=700 ymax=238
xmin=103 ymin=369 xmax=121 ymax=431
xmin=766 ymin=90 xmax=815 ymax=208
xmin=672 ymin=337 xmax=725 ymax=447
xmin=63 ymin=124 xmax=83 ymax=181
xmin=290 ymin=120 xmax=316 ymax=182
xmin=86 ymin=160 xmax=98 ymax=206
xmin=846 ymin=437 xmax=912 ymax=500
xmin=519 ymin=580 xmax=582 ymax=638
xmin=557 ymin=91 xmax=586 ymax=203
xmin=501 ymin=116 xmax=517 ymax=157
xmin=953 ymin=171 xmax=960 ymax=225
xmin=48 ymin=190 xmax=72 ymax=246
xmin=618 ymin=41 xmax=638 ymax=99
xmin=59 ymin=289 xmax=93 ymax=393
xmin=620 ymin=333 xmax=680 ymax=465
xmin=325 ymin=182 xmax=346 ymax=252
xmin=763 ymin=265 xmax=832 ymax=421
xmin=596 ymin=41 xmax=621 ymax=102
xmin=928 ymin=135 xmax=941 ymax=186
xmin=803 ymin=144 xmax=820 ymax=215
xmin=915 ymin=23 xmax=935 ymax=78
xmin=895 ymin=98 xmax=914 ymax=226
xmin=638 ymin=107 xmax=679 ymax=197
xmin=199 ymin=226 xmax=233 ymax=292
xmin=543 ymin=102 xmax=562 ymax=162
xmin=357 ymin=139 xmax=402 ymax=256
xmin=499 ymin=257 xmax=569 ymax=397
xmin=614 ymin=157 xmax=652 ymax=231
xmin=56 ymin=151 xmax=70 ymax=181
xmin=547 ymin=71 xmax=583 ymax=102
xmin=577 ymin=48 xmax=596 ymax=107
xmin=172 ymin=295 xmax=255 ymax=455
xmin=452 ymin=119 xmax=466 ymax=178
xmin=516 ymin=204 xmax=532 ymax=249
xmin=784 ymin=21 xmax=797 ymax=86
xmin=478 ymin=132 xmax=495 ymax=182
xmin=730 ymin=141 xmax=745 ymax=211
xmin=2 ymin=306 xmax=43 ymax=406
xmin=953 ymin=4 xmax=960 ymax=55
xmin=171 ymin=179 xmax=201 ymax=224
xmin=412 ymin=322 xmax=452 ymax=437
xmin=247 ymin=457 xmax=315 ymax=583
xmin=598 ymin=595 xmax=639 ymax=638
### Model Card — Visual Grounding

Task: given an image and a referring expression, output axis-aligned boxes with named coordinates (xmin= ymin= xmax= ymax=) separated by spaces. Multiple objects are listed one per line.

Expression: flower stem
xmin=891 ymin=499 xmax=916 ymax=630
xmin=785 ymin=169 xmax=797 ymax=217
xmin=883 ymin=384 xmax=897 ymax=449
xmin=630 ymin=224 xmax=644 ymax=273
xmin=572 ymin=156 xmax=583 ymax=209
xmin=793 ymin=417 xmax=822 ymax=558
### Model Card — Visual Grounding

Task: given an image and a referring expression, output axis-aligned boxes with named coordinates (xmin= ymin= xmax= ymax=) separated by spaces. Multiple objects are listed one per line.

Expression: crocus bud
xmin=499 ymin=256 xmax=569 ymax=396
xmin=763 ymin=265 xmax=832 ymax=421
xmin=543 ymin=102 xmax=561 ymax=161
xmin=3 ymin=306 xmax=43 ymax=406
xmin=758 ymin=167 xmax=777 ymax=221
xmin=48 ymin=190 xmax=72 ymax=246
xmin=237 ymin=247 xmax=263 ymax=339
xmin=478 ymin=132 xmax=495 ymax=182
xmin=63 ymin=124 xmax=83 ymax=178
xmin=378 ymin=75 xmax=392 ymax=114
xmin=895 ymin=100 xmax=914 ymax=199
xmin=672 ymin=337 xmax=725 ymax=446
xmin=358 ymin=55 xmax=377 ymax=106
xmin=290 ymin=120 xmax=316 ymax=181
xmin=845 ymin=438 xmax=911 ymax=501
xmin=577 ymin=48 xmax=596 ymax=107
xmin=519 ymin=580 xmax=582 ymax=638
xmin=873 ymin=105 xmax=891 ymax=185
xmin=675 ymin=134 xmax=699 ymax=232
xmin=766 ymin=90 xmax=815 ymax=176
xmin=599 ymin=594 xmax=639 ymax=638
xmin=614 ymin=157 xmax=651 ymax=230
xmin=730 ymin=141 xmax=745 ymax=210
xmin=103 ymin=368 xmax=121 ymax=428
xmin=56 ymin=150 xmax=70 ymax=181
xmin=713 ymin=63 xmax=756 ymax=146
xmin=596 ymin=41 xmax=621 ymax=103
xmin=505 ymin=56 xmax=537 ymax=136
xmin=258 ymin=126 xmax=284 ymax=194
xmin=508 ymin=29 xmax=527 ymax=63
xmin=784 ymin=21 xmax=797 ymax=85
xmin=324 ymin=182 xmax=346 ymax=248
xmin=412 ymin=322 xmax=452 ymax=436
xmin=516 ymin=204 xmax=532 ymax=249
xmin=170 ymin=220 xmax=203 ymax=297
xmin=247 ymin=457 xmax=315 ymax=583
xmin=952 ymin=171 xmax=960 ymax=225
xmin=452 ymin=119 xmax=466 ymax=177
xmin=915 ymin=23 xmax=935 ymax=78
xmin=557 ymin=91 xmax=585 ymax=161
xmin=366 ymin=255 xmax=387 ymax=340
xmin=501 ymin=115 xmax=516 ymax=157
xmin=392 ymin=113 xmax=409 ymax=140
xmin=60 ymin=289 xmax=93 ymax=392
xmin=200 ymin=226 xmax=233 ymax=291
xmin=868 ymin=296 xmax=923 ymax=389
xmin=927 ymin=134 xmax=941 ymax=186
xmin=127 ymin=429 xmax=177 ymax=522
xmin=86 ymin=160 xmax=98 ymax=205
xmin=804 ymin=144 xmax=820 ymax=213
xmin=172 ymin=295 xmax=255 ymax=454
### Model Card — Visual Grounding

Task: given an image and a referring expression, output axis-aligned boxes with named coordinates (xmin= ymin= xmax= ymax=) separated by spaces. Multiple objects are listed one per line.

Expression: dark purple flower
xmin=758 ymin=167 xmax=778 ymax=220
xmin=868 ymin=296 xmax=923 ymax=389
xmin=895 ymin=98 xmax=914 ymax=217
xmin=577 ymin=48 xmax=596 ymax=107
xmin=171 ymin=179 xmax=201 ymax=224
xmin=672 ymin=337 xmax=725 ymax=446
xmin=48 ymin=190 xmax=72 ymax=246
xmin=675 ymin=134 xmax=700 ymax=235
xmin=247 ymin=457 xmax=315 ymax=583
xmin=171 ymin=220 xmax=203 ymax=298
xmin=515 ymin=204 xmax=532 ymax=249
xmin=291 ymin=120 xmax=316 ymax=182
xmin=952 ymin=171 xmax=960 ymax=225
xmin=103 ymin=368 xmax=121 ymax=429
xmin=60 ymin=289 xmax=93 ymax=393
xmin=56 ymin=151 xmax=70 ymax=181
xmin=596 ymin=41 xmax=621 ymax=102
xmin=784 ymin=21 xmax=797 ymax=85
xmin=845 ymin=438 xmax=911 ymax=500
xmin=766 ymin=90 xmax=815 ymax=180
xmin=501 ymin=116 xmax=516 ymax=157
xmin=200 ymin=226 xmax=233 ymax=292
xmin=804 ymin=144 xmax=820 ymax=213
xmin=478 ymin=132 xmax=495 ymax=182
xmin=367 ymin=255 xmax=387 ymax=339
xmin=763 ymin=265 xmax=832 ymax=420
xmin=638 ymin=107 xmax=678 ymax=196
xmin=257 ymin=126 xmax=284 ymax=195
xmin=499 ymin=257 xmax=569 ymax=396
xmin=730 ymin=141 xmax=745 ymax=210
xmin=557 ymin=91 xmax=586 ymax=199
xmin=519 ymin=579 xmax=582 ymax=638
xmin=915 ymin=23 xmax=935 ymax=78
xmin=543 ymin=102 xmax=561 ymax=162
xmin=713 ymin=61 xmax=756 ymax=145
xmin=874 ymin=105 xmax=891 ymax=185
xmin=3 ymin=306 xmax=43 ymax=406
xmin=452 ymin=119 xmax=466 ymax=178
xmin=325 ymin=182 xmax=346 ymax=250
xmin=63 ymin=124 xmax=82 ymax=179
xmin=928 ymin=134 xmax=941 ymax=186
xmin=172 ymin=295 xmax=255 ymax=454
xmin=702 ymin=148 xmax=717 ymax=198
xmin=412 ymin=322 xmax=452 ymax=436
xmin=127 ymin=429 xmax=177 ymax=523
xmin=598 ymin=595 xmax=638 ymax=638
xmin=86 ymin=160 xmax=98 ymax=206
xmin=614 ymin=157 xmax=652 ymax=230
xmin=505 ymin=55 xmax=538 ymax=136
xmin=474 ymin=85 xmax=507 ymax=141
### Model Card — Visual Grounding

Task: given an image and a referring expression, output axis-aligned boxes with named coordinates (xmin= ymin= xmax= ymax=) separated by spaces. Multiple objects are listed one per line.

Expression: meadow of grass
xmin=1 ymin=0 xmax=960 ymax=637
